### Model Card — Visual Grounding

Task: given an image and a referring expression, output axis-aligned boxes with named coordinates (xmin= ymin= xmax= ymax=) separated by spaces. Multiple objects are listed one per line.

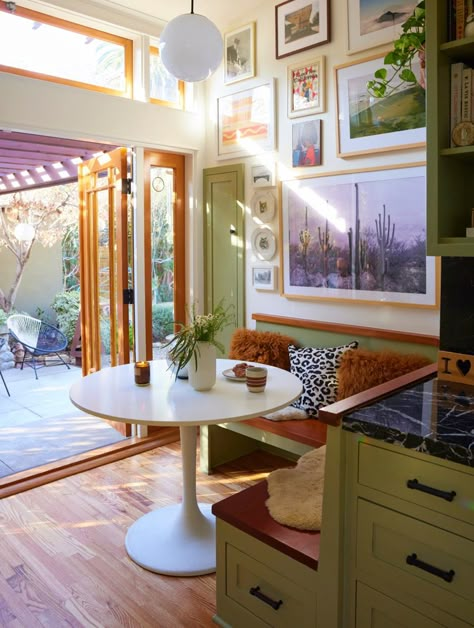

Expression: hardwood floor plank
xmin=0 ymin=443 xmax=292 ymax=627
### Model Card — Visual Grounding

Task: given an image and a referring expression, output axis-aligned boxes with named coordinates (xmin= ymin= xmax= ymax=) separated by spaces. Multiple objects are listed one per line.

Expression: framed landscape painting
xmin=280 ymin=164 xmax=438 ymax=308
xmin=347 ymin=0 xmax=419 ymax=54
xmin=217 ymin=80 xmax=276 ymax=158
xmin=275 ymin=0 xmax=329 ymax=59
xmin=335 ymin=54 xmax=426 ymax=157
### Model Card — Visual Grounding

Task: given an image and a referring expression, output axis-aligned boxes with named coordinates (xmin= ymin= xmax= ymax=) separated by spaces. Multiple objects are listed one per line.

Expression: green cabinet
xmin=343 ymin=433 xmax=474 ymax=628
xmin=427 ymin=0 xmax=474 ymax=255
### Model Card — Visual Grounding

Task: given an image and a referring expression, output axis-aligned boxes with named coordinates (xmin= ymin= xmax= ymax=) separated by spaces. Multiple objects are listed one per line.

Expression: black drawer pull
xmin=249 ymin=586 xmax=283 ymax=610
xmin=406 ymin=478 xmax=456 ymax=502
xmin=406 ymin=553 xmax=455 ymax=583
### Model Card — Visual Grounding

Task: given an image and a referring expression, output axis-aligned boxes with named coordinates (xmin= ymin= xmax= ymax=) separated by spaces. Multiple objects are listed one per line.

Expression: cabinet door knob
xmin=406 ymin=478 xmax=456 ymax=502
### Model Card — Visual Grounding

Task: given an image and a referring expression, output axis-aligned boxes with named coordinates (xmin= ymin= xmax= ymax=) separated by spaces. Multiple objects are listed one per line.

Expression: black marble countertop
xmin=343 ymin=377 xmax=474 ymax=468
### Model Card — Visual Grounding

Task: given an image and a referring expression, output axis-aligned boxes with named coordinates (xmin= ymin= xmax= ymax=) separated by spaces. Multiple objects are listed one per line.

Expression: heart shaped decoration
xmin=456 ymin=359 xmax=471 ymax=376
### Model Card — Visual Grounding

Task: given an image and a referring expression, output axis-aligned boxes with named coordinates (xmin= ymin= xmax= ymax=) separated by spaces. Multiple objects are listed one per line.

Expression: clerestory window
xmin=0 ymin=4 xmax=133 ymax=97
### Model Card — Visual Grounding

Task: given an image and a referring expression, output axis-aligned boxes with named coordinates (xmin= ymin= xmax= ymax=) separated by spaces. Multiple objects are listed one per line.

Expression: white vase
xmin=188 ymin=341 xmax=216 ymax=391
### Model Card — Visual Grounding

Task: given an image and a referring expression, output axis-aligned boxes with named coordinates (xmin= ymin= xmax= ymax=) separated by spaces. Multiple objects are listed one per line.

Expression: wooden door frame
xmin=78 ymin=147 xmax=130 ymax=376
xmin=143 ymin=151 xmax=186 ymax=360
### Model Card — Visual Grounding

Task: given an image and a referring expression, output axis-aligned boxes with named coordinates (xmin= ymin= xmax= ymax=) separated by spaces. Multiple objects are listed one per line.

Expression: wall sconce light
xmin=159 ymin=0 xmax=223 ymax=82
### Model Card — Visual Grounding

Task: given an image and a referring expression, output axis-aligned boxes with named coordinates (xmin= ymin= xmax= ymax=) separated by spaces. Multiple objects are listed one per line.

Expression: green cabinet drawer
xmin=357 ymin=499 xmax=474 ymax=623
xmin=356 ymin=581 xmax=448 ymax=628
xmin=226 ymin=543 xmax=317 ymax=628
xmin=358 ymin=442 xmax=474 ymax=527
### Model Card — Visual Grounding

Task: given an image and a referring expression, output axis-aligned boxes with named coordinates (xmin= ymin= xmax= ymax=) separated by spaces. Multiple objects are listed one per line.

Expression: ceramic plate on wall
xmin=251 ymin=190 xmax=276 ymax=223
xmin=252 ymin=228 xmax=277 ymax=261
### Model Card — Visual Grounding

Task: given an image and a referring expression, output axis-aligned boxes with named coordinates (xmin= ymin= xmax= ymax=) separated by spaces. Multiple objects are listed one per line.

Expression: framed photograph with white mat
xmin=335 ymin=53 xmax=425 ymax=157
xmin=288 ymin=56 xmax=325 ymax=118
xmin=280 ymin=163 xmax=439 ymax=308
xmin=217 ymin=80 xmax=276 ymax=158
xmin=224 ymin=22 xmax=255 ymax=85
xmin=252 ymin=266 xmax=278 ymax=291
xmin=346 ymin=0 xmax=419 ymax=55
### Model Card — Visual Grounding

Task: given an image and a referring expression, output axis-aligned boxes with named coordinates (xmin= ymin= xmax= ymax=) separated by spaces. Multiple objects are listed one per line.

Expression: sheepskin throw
xmin=337 ymin=349 xmax=432 ymax=400
xmin=263 ymin=407 xmax=308 ymax=421
xmin=228 ymin=328 xmax=297 ymax=371
xmin=266 ymin=446 xmax=326 ymax=531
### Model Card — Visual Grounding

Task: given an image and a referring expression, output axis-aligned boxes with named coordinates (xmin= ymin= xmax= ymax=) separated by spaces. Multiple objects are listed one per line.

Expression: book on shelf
xmin=456 ymin=0 xmax=466 ymax=39
xmin=462 ymin=67 xmax=472 ymax=121
xmin=451 ymin=62 xmax=468 ymax=145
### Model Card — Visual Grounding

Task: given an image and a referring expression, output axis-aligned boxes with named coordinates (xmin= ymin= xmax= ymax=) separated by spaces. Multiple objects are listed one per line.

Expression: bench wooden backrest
xmin=252 ymin=313 xmax=439 ymax=362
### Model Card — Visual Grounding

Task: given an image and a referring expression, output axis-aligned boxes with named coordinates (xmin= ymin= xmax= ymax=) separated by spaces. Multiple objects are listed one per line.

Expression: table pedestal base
xmin=125 ymin=502 xmax=216 ymax=576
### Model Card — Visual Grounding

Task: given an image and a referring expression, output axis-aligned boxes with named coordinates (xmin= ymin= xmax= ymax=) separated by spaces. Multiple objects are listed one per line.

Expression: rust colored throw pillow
xmin=337 ymin=349 xmax=432 ymax=400
xmin=228 ymin=328 xmax=297 ymax=371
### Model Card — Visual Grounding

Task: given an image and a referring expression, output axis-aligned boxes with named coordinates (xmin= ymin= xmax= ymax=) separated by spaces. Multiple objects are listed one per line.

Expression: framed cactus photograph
xmin=280 ymin=163 xmax=438 ymax=307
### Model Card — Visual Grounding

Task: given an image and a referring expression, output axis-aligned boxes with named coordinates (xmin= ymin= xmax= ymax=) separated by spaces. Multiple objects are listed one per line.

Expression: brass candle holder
xmin=134 ymin=361 xmax=150 ymax=386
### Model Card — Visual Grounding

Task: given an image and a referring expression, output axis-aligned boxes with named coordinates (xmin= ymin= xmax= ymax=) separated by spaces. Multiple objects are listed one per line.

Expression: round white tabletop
xmin=70 ymin=359 xmax=302 ymax=577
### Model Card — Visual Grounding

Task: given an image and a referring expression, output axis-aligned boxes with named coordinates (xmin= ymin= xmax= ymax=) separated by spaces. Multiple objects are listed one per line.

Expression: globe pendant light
xmin=159 ymin=0 xmax=223 ymax=82
xmin=14 ymin=222 xmax=35 ymax=241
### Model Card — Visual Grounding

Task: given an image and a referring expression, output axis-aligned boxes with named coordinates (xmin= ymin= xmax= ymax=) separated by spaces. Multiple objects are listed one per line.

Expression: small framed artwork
xmin=275 ymin=0 xmax=330 ymax=59
xmin=335 ymin=53 xmax=425 ymax=158
xmin=252 ymin=227 xmax=277 ymax=261
xmin=217 ymin=79 xmax=276 ymax=159
xmin=253 ymin=266 xmax=278 ymax=291
xmin=346 ymin=0 xmax=419 ymax=55
xmin=288 ymin=56 xmax=325 ymax=118
xmin=251 ymin=163 xmax=276 ymax=187
xmin=280 ymin=163 xmax=438 ymax=308
xmin=292 ymin=119 xmax=321 ymax=167
xmin=224 ymin=22 xmax=255 ymax=85
xmin=251 ymin=190 xmax=276 ymax=223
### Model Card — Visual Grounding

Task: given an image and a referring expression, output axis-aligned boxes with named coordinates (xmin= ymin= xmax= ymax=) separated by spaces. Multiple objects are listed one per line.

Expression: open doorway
xmin=0 ymin=131 xmax=186 ymax=485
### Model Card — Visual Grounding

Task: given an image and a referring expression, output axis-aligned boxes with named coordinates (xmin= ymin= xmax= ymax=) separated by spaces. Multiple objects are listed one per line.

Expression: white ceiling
xmin=104 ymin=0 xmax=261 ymax=28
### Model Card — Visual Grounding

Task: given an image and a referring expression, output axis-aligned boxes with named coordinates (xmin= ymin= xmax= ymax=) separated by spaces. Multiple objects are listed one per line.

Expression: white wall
xmin=0 ymin=242 xmax=63 ymax=317
xmin=204 ymin=0 xmax=438 ymax=336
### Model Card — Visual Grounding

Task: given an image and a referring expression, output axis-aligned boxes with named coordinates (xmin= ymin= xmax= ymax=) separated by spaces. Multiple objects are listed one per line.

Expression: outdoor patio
xmin=0 ymin=361 xmax=127 ymax=478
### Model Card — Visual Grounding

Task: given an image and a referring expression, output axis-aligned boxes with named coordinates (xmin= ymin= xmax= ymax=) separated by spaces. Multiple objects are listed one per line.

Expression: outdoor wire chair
xmin=7 ymin=314 xmax=70 ymax=380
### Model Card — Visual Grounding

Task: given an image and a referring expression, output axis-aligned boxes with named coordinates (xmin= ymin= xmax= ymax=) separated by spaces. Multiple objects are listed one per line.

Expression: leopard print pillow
xmin=289 ymin=342 xmax=358 ymax=417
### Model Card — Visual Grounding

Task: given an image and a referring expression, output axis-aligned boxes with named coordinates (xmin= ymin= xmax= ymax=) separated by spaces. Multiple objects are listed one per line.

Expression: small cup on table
xmin=246 ymin=366 xmax=267 ymax=393
xmin=134 ymin=361 xmax=150 ymax=386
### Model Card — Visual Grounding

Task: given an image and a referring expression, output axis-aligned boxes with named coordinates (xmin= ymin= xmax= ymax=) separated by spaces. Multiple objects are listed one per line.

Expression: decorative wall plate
xmin=251 ymin=190 xmax=276 ymax=223
xmin=252 ymin=228 xmax=277 ymax=261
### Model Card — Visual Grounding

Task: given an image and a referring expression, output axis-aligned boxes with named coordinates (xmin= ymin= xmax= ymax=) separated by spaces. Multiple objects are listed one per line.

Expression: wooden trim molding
xmin=252 ymin=313 xmax=439 ymax=347
xmin=318 ymin=363 xmax=438 ymax=426
xmin=0 ymin=429 xmax=179 ymax=499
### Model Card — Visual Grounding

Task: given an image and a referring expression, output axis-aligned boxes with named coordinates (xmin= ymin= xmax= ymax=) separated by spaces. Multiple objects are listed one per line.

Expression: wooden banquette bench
xmin=200 ymin=313 xmax=439 ymax=474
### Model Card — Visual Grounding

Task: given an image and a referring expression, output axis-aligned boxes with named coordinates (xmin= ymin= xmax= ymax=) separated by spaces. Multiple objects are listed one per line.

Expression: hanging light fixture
xmin=14 ymin=222 xmax=35 ymax=241
xmin=159 ymin=0 xmax=223 ymax=82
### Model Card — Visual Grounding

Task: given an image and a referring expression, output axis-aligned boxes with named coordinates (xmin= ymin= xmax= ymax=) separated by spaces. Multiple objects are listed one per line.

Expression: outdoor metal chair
xmin=7 ymin=314 xmax=70 ymax=380
xmin=0 ymin=370 xmax=9 ymax=396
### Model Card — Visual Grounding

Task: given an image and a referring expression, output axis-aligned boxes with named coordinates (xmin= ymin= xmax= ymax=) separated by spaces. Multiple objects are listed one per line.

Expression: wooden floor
xmin=0 ymin=442 xmax=292 ymax=627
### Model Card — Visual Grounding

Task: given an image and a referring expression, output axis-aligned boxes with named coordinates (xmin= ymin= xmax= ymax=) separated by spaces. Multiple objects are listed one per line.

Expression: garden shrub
xmin=51 ymin=291 xmax=80 ymax=345
xmin=152 ymin=302 xmax=174 ymax=342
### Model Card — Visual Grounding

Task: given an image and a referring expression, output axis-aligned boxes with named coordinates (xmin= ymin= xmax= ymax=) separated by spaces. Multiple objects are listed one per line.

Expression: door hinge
xmin=122 ymin=178 xmax=132 ymax=194
xmin=123 ymin=288 xmax=134 ymax=305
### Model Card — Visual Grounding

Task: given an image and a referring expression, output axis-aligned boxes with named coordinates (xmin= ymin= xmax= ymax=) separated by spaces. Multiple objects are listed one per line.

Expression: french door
xmin=78 ymin=147 xmax=133 ymax=377
xmin=143 ymin=151 xmax=185 ymax=359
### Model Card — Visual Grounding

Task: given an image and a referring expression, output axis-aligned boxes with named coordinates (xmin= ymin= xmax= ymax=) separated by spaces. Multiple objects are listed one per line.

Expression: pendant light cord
xmin=190 ymin=0 xmax=194 ymax=14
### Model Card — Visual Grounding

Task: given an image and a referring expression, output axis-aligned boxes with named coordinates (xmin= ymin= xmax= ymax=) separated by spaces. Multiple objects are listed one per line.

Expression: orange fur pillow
xmin=337 ymin=349 xmax=432 ymax=400
xmin=228 ymin=328 xmax=297 ymax=371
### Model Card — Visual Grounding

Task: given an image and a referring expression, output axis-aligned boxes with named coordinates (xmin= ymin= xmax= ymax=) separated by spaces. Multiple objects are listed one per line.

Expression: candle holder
xmin=134 ymin=361 xmax=150 ymax=386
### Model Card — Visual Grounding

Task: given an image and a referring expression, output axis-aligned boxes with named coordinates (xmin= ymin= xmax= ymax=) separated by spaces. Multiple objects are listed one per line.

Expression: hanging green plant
xmin=367 ymin=1 xmax=425 ymax=99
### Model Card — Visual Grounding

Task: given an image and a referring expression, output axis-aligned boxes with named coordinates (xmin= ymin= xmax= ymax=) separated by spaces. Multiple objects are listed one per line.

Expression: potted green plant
xmin=367 ymin=1 xmax=425 ymax=99
xmin=166 ymin=301 xmax=234 ymax=390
